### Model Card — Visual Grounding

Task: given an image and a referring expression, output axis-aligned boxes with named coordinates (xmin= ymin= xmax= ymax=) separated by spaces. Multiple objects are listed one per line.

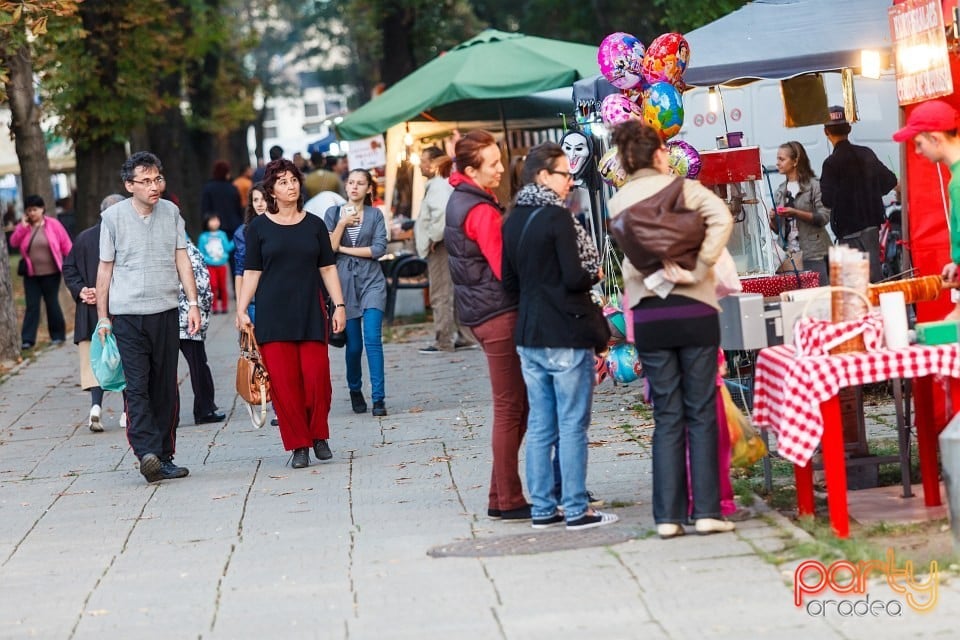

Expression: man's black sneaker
xmin=532 ymin=513 xmax=565 ymax=529
xmin=160 ymin=460 xmax=189 ymax=479
xmin=499 ymin=505 xmax=532 ymax=521
xmin=139 ymin=453 xmax=163 ymax=483
xmin=418 ymin=345 xmax=449 ymax=354
xmin=566 ymin=510 xmax=619 ymax=531
xmin=350 ymin=391 xmax=367 ymax=414
xmin=372 ymin=400 xmax=387 ymax=417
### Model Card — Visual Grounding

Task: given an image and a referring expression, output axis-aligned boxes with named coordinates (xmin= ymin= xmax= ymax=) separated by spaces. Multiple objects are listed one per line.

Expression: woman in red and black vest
xmin=444 ymin=130 xmax=530 ymax=521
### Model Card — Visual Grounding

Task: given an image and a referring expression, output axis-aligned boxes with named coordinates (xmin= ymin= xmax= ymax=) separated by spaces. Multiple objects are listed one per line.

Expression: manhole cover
xmin=427 ymin=526 xmax=650 ymax=558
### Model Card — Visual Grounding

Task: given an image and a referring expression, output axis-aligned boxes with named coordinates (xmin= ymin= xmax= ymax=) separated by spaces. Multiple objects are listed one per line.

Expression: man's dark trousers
xmin=113 ymin=309 xmax=180 ymax=461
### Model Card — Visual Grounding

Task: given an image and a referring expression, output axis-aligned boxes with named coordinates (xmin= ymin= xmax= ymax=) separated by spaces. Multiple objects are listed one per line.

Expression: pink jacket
xmin=10 ymin=217 xmax=73 ymax=276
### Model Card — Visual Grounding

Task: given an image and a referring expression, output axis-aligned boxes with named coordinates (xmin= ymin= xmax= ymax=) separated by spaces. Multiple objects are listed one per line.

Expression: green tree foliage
xmin=335 ymin=0 xmax=748 ymax=99
xmin=235 ymin=0 xmax=346 ymax=159
xmin=652 ymin=0 xmax=748 ymax=34
xmin=469 ymin=0 xmax=749 ymax=50
xmin=333 ymin=0 xmax=483 ymax=99
xmin=0 ymin=1 xmax=80 ymax=362
xmin=42 ymin=1 xmax=183 ymax=151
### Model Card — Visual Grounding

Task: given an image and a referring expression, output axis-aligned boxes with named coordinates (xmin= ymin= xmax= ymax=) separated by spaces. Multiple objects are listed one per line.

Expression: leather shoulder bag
xmin=607 ymin=176 xmax=706 ymax=275
xmin=236 ymin=326 xmax=271 ymax=428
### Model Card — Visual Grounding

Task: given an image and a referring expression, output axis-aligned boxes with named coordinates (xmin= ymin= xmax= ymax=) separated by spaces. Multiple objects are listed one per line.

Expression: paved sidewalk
xmin=0 ymin=314 xmax=957 ymax=639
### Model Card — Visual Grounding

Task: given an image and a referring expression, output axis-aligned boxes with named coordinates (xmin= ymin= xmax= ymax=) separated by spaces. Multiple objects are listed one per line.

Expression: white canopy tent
xmin=682 ymin=0 xmax=894 ymax=87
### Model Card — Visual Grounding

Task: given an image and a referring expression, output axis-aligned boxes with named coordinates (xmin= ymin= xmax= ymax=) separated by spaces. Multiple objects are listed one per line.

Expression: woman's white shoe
xmin=657 ymin=523 xmax=685 ymax=539
xmin=88 ymin=405 xmax=103 ymax=432
xmin=694 ymin=518 xmax=736 ymax=535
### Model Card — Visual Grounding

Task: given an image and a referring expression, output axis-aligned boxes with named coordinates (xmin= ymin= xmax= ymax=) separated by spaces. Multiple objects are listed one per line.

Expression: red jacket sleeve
xmin=464 ymin=203 xmax=504 ymax=280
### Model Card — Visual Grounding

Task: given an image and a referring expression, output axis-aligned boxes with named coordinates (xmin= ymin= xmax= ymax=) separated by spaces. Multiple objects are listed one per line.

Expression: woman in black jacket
xmin=61 ymin=194 xmax=126 ymax=432
xmin=501 ymin=142 xmax=617 ymax=531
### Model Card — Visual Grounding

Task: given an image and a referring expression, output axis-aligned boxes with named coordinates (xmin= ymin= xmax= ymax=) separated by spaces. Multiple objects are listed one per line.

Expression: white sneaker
xmin=88 ymin=405 xmax=103 ymax=432
xmin=119 ymin=412 xmax=128 ymax=429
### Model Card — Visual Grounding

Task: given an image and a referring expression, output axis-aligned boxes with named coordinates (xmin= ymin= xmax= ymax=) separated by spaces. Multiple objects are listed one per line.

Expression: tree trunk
xmin=146 ymin=69 xmax=205 ymax=237
xmin=0 ymin=42 xmax=54 ymax=362
xmin=75 ymin=144 xmax=128 ymax=231
xmin=227 ymin=127 xmax=250 ymax=176
xmin=0 ymin=232 xmax=20 ymax=362
xmin=379 ymin=4 xmax=417 ymax=87
xmin=2 ymin=43 xmax=55 ymax=215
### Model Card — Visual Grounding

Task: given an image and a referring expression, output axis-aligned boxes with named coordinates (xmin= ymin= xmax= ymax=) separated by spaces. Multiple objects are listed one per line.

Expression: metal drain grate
xmin=427 ymin=526 xmax=651 ymax=558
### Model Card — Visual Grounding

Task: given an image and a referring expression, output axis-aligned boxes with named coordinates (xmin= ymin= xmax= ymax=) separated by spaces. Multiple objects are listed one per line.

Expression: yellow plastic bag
xmin=721 ymin=385 xmax=767 ymax=468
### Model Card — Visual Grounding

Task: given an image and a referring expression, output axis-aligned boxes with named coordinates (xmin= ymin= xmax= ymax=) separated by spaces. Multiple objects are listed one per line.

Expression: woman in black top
xmin=501 ymin=142 xmax=616 ymax=531
xmin=237 ymin=159 xmax=347 ymax=469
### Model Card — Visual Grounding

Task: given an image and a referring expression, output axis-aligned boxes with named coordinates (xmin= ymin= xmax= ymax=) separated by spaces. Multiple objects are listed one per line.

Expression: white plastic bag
xmin=713 ymin=248 xmax=742 ymax=299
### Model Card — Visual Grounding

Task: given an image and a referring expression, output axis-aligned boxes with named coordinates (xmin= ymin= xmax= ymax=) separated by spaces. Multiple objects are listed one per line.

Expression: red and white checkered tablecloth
xmin=752 ymin=344 xmax=960 ymax=466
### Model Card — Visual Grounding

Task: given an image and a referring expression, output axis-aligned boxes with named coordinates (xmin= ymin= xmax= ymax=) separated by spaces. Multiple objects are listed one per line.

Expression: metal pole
xmin=498 ymin=100 xmax=512 ymax=164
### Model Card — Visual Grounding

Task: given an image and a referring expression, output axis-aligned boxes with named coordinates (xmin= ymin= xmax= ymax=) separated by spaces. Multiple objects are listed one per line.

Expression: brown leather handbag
xmin=236 ymin=326 xmax=271 ymax=428
xmin=608 ymin=176 xmax=706 ymax=275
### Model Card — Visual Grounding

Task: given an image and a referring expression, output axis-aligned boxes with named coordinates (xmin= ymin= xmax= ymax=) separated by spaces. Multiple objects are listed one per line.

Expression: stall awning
xmin=683 ymin=0 xmax=894 ymax=87
xmin=336 ymin=30 xmax=597 ymax=140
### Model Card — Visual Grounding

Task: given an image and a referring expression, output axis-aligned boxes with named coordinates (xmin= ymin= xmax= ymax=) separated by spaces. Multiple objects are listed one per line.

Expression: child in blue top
xmin=198 ymin=213 xmax=234 ymax=314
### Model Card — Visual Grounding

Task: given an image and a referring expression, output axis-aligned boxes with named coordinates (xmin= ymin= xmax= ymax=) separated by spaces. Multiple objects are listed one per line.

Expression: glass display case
xmin=698 ymin=147 xmax=776 ymax=274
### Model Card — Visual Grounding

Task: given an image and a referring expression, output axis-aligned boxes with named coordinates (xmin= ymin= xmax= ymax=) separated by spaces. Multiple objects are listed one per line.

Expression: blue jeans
xmin=345 ymin=308 xmax=385 ymax=402
xmin=517 ymin=346 xmax=595 ymax=521
xmin=636 ymin=344 xmax=721 ymax=524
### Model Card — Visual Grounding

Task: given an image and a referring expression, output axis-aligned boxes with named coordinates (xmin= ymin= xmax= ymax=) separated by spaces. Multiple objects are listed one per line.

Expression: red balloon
xmin=641 ymin=33 xmax=690 ymax=88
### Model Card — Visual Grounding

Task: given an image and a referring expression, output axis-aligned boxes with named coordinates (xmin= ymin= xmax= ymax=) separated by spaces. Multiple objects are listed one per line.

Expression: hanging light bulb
xmin=403 ymin=133 xmax=414 ymax=146
xmin=708 ymin=87 xmax=719 ymax=114
xmin=861 ymin=50 xmax=882 ymax=79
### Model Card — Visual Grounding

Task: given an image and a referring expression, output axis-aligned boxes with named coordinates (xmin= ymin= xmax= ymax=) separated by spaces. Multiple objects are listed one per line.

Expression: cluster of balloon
xmin=595 ymin=297 xmax=643 ymax=385
xmin=596 ymin=31 xmax=700 ymax=183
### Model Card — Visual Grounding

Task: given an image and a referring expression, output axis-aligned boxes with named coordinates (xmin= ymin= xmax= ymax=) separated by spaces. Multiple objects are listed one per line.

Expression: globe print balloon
xmin=605 ymin=343 xmax=642 ymax=384
xmin=643 ymin=82 xmax=684 ymax=141
xmin=600 ymin=93 xmax=643 ymax=126
xmin=666 ymin=140 xmax=701 ymax=179
xmin=598 ymin=147 xmax=627 ymax=188
xmin=598 ymin=32 xmax=646 ymax=90
xmin=641 ymin=32 xmax=690 ymax=88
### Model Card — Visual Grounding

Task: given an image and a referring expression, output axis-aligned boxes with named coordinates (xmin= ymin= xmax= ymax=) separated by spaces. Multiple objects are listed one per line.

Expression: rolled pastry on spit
xmin=866 ymin=275 xmax=957 ymax=305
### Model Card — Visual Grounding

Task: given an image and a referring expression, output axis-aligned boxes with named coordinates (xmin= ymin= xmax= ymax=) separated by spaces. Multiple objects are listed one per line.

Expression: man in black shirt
xmin=821 ymin=105 xmax=898 ymax=282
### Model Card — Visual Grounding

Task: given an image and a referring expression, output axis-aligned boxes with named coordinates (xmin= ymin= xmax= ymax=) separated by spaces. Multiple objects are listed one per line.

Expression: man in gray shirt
xmin=96 ymin=151 xmax=201 ymax=483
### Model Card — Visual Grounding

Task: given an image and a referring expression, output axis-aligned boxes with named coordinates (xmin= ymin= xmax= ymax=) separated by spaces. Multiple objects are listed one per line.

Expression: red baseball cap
xmin=892 ymin=100 xmax=960 ymax=142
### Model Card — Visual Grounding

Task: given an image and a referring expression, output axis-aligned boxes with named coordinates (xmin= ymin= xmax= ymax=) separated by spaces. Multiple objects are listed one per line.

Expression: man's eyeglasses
xmin=129 ymin=176 xmax=166 ymax=187
xmin=548 ymin=169 xmax=574 ymax=180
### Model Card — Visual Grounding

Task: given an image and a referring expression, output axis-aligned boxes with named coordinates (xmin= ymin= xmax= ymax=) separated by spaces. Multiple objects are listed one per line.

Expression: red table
xmin=752 ymin=343 xmax=960 ymax=537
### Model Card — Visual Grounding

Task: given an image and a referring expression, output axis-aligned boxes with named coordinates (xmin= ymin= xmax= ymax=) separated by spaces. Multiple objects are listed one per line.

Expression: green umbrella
xmin=336 ymin=30 xmax=598 ymax=140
